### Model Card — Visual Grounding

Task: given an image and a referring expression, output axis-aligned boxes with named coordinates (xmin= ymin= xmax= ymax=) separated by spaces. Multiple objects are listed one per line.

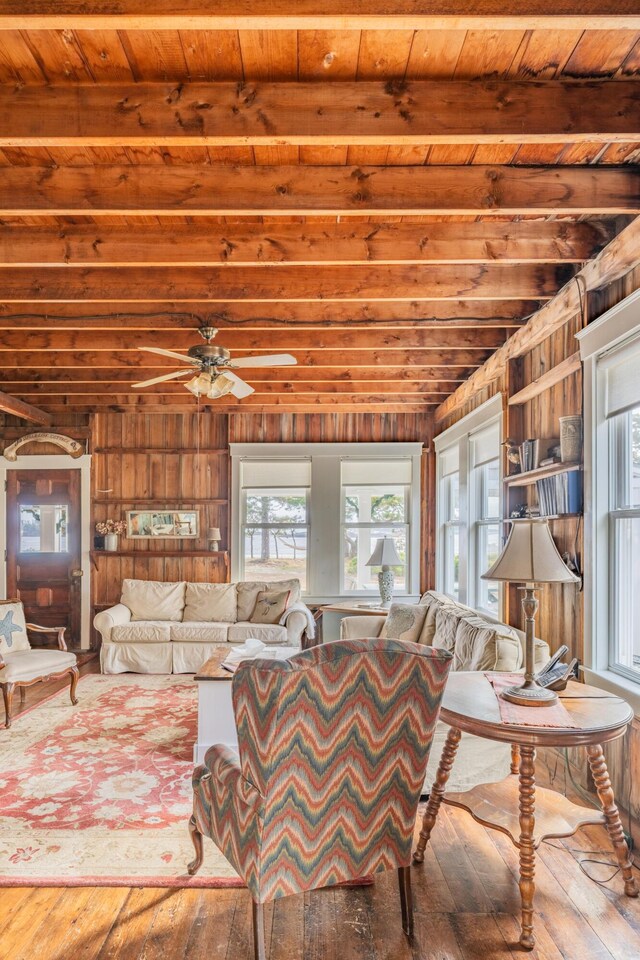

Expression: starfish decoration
xmin=0 ymin=609 xmax=23 ymax=648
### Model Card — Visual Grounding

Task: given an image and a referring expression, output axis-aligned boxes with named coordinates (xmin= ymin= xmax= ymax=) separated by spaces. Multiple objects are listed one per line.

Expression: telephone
xmin=534 ymin=644 xmax=578 ymax=691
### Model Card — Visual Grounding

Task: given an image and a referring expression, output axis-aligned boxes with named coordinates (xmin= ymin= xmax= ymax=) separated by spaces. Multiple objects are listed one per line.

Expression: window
xmin=239 ymin=459 xmax=310 ymax=590
xmin=19 ymin=505 xmax=68 ymax=553
xmin=578 ymin=287 xmax=640 ymax=700
xmin=435 ymin=396 xmax=502 ymax=611
xmin=231 ymin=443 xmax=422 ymax=601
xmin=341 ymin=459 xmax=410 ymax=593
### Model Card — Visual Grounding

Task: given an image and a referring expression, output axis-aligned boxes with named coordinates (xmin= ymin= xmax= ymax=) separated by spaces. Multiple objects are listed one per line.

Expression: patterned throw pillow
xmin=249 ymin=589 xmax=291 ymax=625
xmin=381 ymin=602 xmax=429 ymax=644
xmin=0 ymin=600 xmax=31 ymax=656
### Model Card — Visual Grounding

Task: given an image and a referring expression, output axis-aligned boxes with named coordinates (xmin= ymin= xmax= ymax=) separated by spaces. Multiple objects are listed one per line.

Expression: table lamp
xmin=207 ymin=527 xmax=221 ymax=551
xmin=482 ymin=518 xmax=579 ymax=707
xmin=366 ymin=536 xmax=402 ymax=608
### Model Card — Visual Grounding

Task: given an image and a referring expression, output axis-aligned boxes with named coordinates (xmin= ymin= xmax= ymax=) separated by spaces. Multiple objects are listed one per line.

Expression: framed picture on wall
xmin=126 ymin=510 xmax=200 ymax=539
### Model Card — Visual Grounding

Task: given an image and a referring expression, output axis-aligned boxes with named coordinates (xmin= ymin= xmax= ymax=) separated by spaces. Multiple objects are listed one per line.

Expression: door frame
xmin=0 ymin=454 xmax=92 ymax=649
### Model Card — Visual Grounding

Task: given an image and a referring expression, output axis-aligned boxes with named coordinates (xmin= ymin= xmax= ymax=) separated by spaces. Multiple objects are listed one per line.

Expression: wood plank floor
xmin=2 ymin=665 xmax=640 ymax=960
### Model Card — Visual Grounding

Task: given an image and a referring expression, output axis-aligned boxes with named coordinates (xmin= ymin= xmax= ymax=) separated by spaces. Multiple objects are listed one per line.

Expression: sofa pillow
xmin=183 ymin=583 xmax=237 ymax=623
xmin=0 ymin=600 xmax=31 ymax=655
xmin=452 ymin=617 xmax=500 ymax=671
xmin=121 ymin=579 xmax=186 ymax=622
xmin=418 ymin=591 xmax=459 ymax=645
xmin=432 ymin=607 xmax=461 ymax=653
xmin=249 ymin=589 xmax=291 ymax=624
xmin=381 ymin=602 xmax=429 ymax=644
xmin=237 ymin=579 xmax=300 ymax=622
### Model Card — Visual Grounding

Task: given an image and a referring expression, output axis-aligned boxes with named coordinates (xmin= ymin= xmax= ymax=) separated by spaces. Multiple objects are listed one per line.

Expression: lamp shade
xmin=366 ymin=536 xmax=402 ymax=567
xmin=482 ymin=518 xmax=579 ymax=584
xmin=207 ymin=527 xmax=221 ymax=541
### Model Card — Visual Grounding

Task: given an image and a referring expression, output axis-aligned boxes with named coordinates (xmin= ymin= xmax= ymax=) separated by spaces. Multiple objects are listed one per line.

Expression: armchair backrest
xmin=232 ymin=638 xmax=452 ymax=901
xmin=0 ymin=599 xmax=31 ymax=656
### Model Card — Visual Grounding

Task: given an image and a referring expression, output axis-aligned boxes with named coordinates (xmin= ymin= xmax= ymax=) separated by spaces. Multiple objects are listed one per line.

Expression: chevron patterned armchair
xmin=188 ymin=637 xmax=452 ymax=957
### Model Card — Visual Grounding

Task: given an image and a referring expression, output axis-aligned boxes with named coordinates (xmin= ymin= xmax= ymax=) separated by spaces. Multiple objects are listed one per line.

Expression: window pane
xmin=445 ymin=473 xmax=460 ymax=521
xmin=632 ymin=408 xmax=640 ymax=507
xmin=243 ymin=527 xmax=307 ymax=589
xmin=19 ymin=505 xmax=68 ymax=553
xmin=342 ymin=484 xmax=407 ymax=523
xmin=245 ymin=490 xmax=307 ymax=524
xmin=343 ymin=527 xmax=407 ymax=592
xmin=483 ymin=461 xmax=500 ymax=518
xmin=444 ymin=525 xmax=460 ymax=599
xmin=612 ymin=516 xmax=640 ymax=677
xmin=477 ymin=523 xmax=501 ymax=614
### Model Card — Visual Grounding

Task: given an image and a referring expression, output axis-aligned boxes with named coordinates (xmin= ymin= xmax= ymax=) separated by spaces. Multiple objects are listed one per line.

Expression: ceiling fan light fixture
xmin=184 ymin=372 xmax=212 ymax=397
xmin=206 ymin=373 xmax=235 ymax=399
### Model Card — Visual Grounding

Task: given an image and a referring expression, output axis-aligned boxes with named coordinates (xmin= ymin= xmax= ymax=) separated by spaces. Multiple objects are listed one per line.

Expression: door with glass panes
xmin=6 ymin=469 xmax=81 ymax=646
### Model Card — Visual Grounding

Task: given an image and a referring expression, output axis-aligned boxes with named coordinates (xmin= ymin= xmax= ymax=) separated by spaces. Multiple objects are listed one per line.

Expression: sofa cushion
xmin=418 ymin=591 xmax=463 ymax=645
xmin=452 ymin=617 xmax=500 ymax=671
xmin=227 ymin=622 xmax=288 ymax=645
xmin=111 ymin=622 xmax=172 ymax=644
xmin=249 ymin=588 xmax=291 ymax=625
xmin=170 ymin=622 xmax=230 ymax=643
xmin=432 ymin=607 xmax=461 ymax=654
xmin=237 ymin=579 xmax=300 ymax=622
xmin=121 ymin=579 xmax=186 ymax=622
xmin=381 ymin=602 xmax=428 ymax=644
xmin=0 ymin=649 xmax=76 ymax=682
xmin=183 ymin=583 xmax=238 ymax=623
xmin=0 ymin=600 xmax=31 ymax=655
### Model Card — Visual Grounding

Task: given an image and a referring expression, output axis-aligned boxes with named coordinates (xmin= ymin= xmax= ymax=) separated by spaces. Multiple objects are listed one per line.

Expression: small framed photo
xmin=126 ymin=510 xmax=199 ymax=539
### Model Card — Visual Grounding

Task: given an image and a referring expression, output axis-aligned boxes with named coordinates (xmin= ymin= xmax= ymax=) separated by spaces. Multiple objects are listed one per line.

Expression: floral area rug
xmin=0 ymin=674 xmax=243 ymax=887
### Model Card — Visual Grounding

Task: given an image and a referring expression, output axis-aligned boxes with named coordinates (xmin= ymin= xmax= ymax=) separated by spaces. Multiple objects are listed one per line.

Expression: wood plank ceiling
xmin=0 ymin=5 xmax=639 ymax=415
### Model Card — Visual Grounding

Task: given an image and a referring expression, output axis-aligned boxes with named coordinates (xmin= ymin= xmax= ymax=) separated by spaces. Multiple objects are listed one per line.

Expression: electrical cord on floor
xmin=541 ymin=748 xmax=640 ymax=888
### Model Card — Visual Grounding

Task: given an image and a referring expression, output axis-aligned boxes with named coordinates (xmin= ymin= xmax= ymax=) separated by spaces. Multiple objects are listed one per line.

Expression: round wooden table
xmin=412 ymin=672 xmax=638 ymax=951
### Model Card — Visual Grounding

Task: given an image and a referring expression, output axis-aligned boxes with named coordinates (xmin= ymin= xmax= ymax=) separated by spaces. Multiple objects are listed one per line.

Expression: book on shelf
xmin=535 ymin=470 xmax=582 ymax=517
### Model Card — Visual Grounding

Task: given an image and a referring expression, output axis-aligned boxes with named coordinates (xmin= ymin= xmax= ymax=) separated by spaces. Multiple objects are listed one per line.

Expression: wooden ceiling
xmin=0 ymin=5 xmax=639 ymax=417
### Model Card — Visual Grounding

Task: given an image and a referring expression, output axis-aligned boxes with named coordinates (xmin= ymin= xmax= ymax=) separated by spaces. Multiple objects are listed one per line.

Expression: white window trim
xmin=230 ymin=442 xmax=423 ymax=605
xmin=434 ymin=394 xmax=503 ymax=611
xmin=578 ymin=286 xmax=640 ymax=716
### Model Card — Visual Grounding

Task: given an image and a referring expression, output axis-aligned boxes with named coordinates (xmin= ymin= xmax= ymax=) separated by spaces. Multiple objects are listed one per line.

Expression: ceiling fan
xmin=132 ymin=325 xmax=296 ymax=400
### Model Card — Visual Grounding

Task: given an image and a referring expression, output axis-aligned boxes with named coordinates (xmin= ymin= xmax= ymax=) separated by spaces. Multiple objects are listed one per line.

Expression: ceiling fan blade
xmin=224 ymin=371 xmax=255 ymax=399
xmin=132 ymin=369 xmax=194 ymax=389
xmin=139 ymin=346 xmax=198 ymax=364
xmin=227 ymin=353 xmax=297 ymax=369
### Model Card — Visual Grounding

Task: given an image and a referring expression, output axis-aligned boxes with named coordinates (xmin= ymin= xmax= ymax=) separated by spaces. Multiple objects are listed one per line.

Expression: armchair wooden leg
xmin=187 ymin=815 xmax=204 ymax=876
xmin=69 ymin=666 xmax=79 ymax=706
xmin=252 ymin=901 xmax=266 ymax=960
xmin=398 ymin=865 xmax=414 ymax=939
xmin=2 ymin=682 xmax=15 ymax=728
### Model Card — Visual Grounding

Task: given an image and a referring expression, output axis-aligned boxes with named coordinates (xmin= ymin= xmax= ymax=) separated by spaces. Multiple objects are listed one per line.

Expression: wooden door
xmin=6 ymin=469 xmax=82 ymax=647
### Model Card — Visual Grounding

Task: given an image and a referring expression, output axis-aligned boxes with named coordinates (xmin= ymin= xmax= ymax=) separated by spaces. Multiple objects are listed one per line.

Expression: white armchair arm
xmin=284 ymin=609 xmax=308 ymax=647
xmin=339 ymin=615 xmax=386 ymax=640
xmin=93 ymin=603 xmax=131 ymax=643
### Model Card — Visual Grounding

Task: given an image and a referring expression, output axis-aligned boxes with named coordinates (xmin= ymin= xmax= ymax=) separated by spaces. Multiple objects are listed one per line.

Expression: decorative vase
xmin=378 ymin=567 xmax=394 ymax=606
xmin=559 ymin=416 xmax=582 ymax=463
xmin=104 ymin=533 xmax=119 ymax=551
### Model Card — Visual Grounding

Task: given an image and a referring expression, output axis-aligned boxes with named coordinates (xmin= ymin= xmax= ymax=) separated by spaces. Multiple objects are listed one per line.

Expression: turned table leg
xmin=586 ymin=743 xmax=638 ymax=898
xmin=518 ymin=745 xmax=537 ymax=951
xmin=511 ymin=743 xmax=520 ymax=775
xmin=413 ymin=726 xmax=461 ymax=864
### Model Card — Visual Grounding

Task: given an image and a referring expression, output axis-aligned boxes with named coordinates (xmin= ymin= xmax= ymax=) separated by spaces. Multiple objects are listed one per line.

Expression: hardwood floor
xmin=2 ymin=666 xmax=640 ymax=959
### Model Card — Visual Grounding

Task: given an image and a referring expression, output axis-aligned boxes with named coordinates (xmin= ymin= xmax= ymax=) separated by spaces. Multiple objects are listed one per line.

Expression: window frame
xmin=434 ymin=394 xmax=503 ymax=611
xmin=578 ymin=287 xmax=640 ymax=710
xmin=230 ymin=442 xmax=423 ymax=604
xmin=471 ymin=457 xmax=502 ymax=616
xmin=340 ymin=477 xmax=411 ymax=596
xmin=240 ymin=483 xmax=311 ymax=592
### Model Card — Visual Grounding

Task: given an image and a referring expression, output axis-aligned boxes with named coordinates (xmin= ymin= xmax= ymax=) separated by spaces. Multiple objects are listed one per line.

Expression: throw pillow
xmin=0 ymin=599 xmax=30 ymax=655
xmin=183 ymin=582 xmax=238 ymax=623
xmin=237 ymin=579 xmax=300 ymax=622
xmin=121 ymin=579 xmax=186 ymax=622
xmin=381 ymin=602 xmax=429 ymax=644
xmin=432 ymin=607 xmax=462 ymax=653
xmin=249 ymin=589 xmax=291 ymax=625
xmin=452 ymin=617 xmax=500 ymax=671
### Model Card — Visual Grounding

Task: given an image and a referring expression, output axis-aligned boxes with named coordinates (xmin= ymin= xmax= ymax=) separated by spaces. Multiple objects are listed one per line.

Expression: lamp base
xmin=501 ymin=680 xmax=558 ymax=707
xmin=377 ymin=567 xmax=394 ymax=605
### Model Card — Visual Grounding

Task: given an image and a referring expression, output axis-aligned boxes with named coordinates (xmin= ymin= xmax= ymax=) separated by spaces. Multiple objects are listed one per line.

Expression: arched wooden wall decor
xmin=3 ymin=432 xmax=84 ymax=461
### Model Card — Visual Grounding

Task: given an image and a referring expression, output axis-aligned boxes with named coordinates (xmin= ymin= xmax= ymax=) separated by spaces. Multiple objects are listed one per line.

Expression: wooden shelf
xmin=90 ymin=550 xmax=228 ymax=559
xmin=93 ymin=498 xmax=227 ymax=505
xmin=92 ymin=447 xmax=228 ymax=455
xmin=504 ymin=462 xmax=581 ymax=488
xmin=507 ymin=352 xmax=581 ymax=406
xmin=504 ymin=513 xmax=581 ymax=522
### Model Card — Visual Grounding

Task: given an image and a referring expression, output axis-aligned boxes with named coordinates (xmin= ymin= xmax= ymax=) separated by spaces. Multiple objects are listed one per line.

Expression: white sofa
xmin=94 ymin=578 xmax=310 ymax=674
xmin=340 ymin=590 xmax=551 ymax=792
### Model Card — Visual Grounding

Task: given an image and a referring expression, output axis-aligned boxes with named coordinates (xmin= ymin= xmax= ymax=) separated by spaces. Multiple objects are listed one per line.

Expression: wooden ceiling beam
xmin=0 ymin=348 xmax=493 ymax=369
xmin=435 ymin=213 xmax=640 ymax=421
xmin=0 ymin=165 xmax=636 ymax=216
xmin=0 ymin=264 xmax=571 ymax=302
xmin=3 ymin=3 xmax=639 ymax=30
xmin=0 ymin=389 xmax=51 ymax=425
xmin=27 ymin=403 xmax=437 ymax=414
xmin=0 ymin=222 xmax=614 ymax=267
xmin=0 ymin=366 xmax=470 ymax=383
xmin=0 ymin=326 xmax=507 ymax=351
xmin=4 ymin=81 xmax=638 ymax=147
xmin=0 ymin=301 xmax=532 ymax=324
xmin=6 ymin=381 xmax=452 ymax=396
